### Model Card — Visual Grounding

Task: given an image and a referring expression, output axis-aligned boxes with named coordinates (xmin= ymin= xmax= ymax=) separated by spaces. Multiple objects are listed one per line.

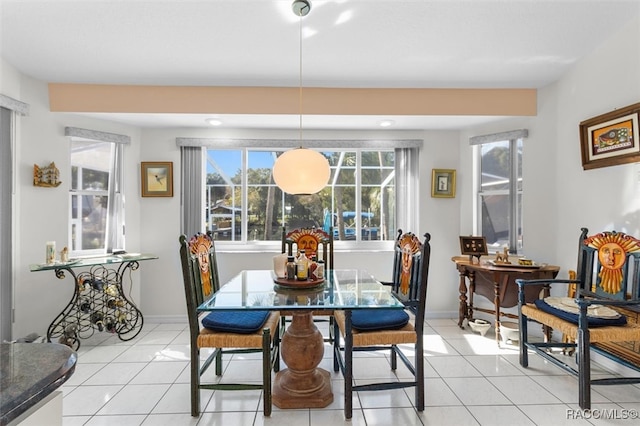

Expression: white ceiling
xmin=1 ymin=0 xmax=639 ymax=130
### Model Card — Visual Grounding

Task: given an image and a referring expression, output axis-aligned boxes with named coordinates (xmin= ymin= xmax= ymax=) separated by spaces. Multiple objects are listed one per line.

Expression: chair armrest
xmin=515 ymin=278 xmax=579 ymax=289
xmin=575 ymin=290 xmax=640 ymax=308
xmin=516 ymin=279 xmax=580 ymax=307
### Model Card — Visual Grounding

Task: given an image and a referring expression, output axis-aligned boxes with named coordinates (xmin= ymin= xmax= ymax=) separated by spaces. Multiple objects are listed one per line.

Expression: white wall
xmin=457 ymin=16 xmax=640 ymax=316
xmin=3 ymin=62 xmax=143 ymax=338
xmin=5 ymin=15 xmax=640 ymax=338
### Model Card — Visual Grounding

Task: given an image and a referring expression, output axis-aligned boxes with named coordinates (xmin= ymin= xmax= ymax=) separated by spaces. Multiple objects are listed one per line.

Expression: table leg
xmin=273 ymin=310 xmax=333 ymax=408
xmin=457 ymin=271 xmax=469 ymax=328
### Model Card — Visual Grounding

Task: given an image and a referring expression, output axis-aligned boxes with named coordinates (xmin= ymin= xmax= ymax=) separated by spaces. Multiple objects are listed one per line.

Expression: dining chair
xmin=178 ymin=233 xmax=281 ymax=417
xmin=333 ymin=231 xmax=431 ymax=419
xmin=281 ymin=226 xmax=334 ymax=269
xmin=517 ymin=228 xmax=640 ymax=409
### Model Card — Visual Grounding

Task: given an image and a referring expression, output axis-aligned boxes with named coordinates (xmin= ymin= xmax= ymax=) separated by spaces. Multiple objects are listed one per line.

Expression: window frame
xmin=66 ymin=127 xmax=128 ymax=256
xmin=473 ymin=132 xmax=526 ymax=254
xmin=204 ymin=146 xmax=397 ymax=250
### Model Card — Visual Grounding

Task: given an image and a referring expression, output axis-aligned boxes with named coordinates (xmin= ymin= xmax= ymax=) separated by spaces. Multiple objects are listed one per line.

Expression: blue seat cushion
xmin=202 ymin=310 xmax=270 ymax=334
xmin=351 ymin=309 xmax=410 ymax=331
xmin=533 ymin=299 xmax=627 ymax=327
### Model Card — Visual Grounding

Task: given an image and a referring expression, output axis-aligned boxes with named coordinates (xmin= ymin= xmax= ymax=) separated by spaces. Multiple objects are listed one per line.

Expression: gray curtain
xmin=1 ymin=107 xmax=13 ymax=341
xmin=395 ymin=147 xmax=419 ymax=235
xmin=107 ymin=144 xmax=125 ymax=252
xmin=181 ymin=146 xmax=204 ymax=238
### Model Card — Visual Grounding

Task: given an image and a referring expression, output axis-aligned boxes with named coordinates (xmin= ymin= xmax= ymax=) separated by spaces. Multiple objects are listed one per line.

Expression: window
xmin=178 ymin=138 xmax=420 ymax=247
xmin=475 ymin=134 xmax=525 ymax=253
xmin=205 ymin=148 xmax=396 ymax=243
xmin=67 ymin=128 xmax=128 ymax=256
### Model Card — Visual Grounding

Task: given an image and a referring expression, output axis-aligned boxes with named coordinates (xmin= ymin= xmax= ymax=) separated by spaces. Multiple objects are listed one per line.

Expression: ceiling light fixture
xmin=272 ymin=0 xmax=330 ymax=195
xmin=206 ymin=118 xmax=222 ymax=126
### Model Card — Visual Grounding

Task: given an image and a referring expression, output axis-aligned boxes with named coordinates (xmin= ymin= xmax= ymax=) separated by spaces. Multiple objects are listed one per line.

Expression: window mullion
xmin=355 ymin=150 xmax=362 ymax=242
xmin=241 ymin=149 xmax=248 ymax=242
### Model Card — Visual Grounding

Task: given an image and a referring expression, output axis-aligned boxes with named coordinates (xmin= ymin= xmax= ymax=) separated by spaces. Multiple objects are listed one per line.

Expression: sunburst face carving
xmin=190 ymin=234 xmax=213 ymax=297
xmin=584 ymin=231 xmax=640 ymax=294
xmin=285 ymin=228 xmax=330 ymax=257
xmin=399 ymin=234 xmax=422 ymax=296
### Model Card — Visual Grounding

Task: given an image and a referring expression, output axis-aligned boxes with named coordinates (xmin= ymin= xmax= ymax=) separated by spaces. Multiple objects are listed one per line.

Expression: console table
xmin=30 ymin=254 xmax=157 ymax=349
xmin=452 ymin=256 xmax=560 ymax=343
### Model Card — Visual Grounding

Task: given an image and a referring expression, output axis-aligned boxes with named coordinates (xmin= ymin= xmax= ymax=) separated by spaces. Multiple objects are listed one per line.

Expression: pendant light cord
xmin=298 ymin=9 xmax=303 ymax=145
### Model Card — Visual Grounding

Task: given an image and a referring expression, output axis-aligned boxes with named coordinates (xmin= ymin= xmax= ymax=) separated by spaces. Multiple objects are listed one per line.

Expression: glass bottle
xmin=286 ymin=256 xmax=296 ymax=280
xmin=316 ymin=260 xmax=325 ymax=280
xmin=105 ymin=316 xmax=117 ymax=333
xmin=309 ymin=255 xmax=318 ymax=279
xmin=296 ymin=250 xmax=308 ymax=280
xmin=90 ymin=311 xmax=104 ymax=332
xmin=78 ymin=297 xmax=91 ymax=313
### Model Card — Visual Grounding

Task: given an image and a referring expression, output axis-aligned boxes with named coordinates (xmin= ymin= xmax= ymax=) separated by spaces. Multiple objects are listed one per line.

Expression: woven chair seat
xmin=334 ymin=310 xmax=417 ymax=346
xmin=198 ymin=311 xmax=281 ymax=349
xmin=522 ymin=304 xmax=640 ymax=343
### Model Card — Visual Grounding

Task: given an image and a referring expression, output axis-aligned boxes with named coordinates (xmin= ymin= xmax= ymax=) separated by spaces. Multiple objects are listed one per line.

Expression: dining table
xmin=197 ymin=268 xmax=405 ymax=409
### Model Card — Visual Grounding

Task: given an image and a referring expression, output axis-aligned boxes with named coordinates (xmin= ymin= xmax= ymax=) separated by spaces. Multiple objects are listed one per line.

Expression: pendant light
xmin=272 ymin=0 xmax=330 ymax=195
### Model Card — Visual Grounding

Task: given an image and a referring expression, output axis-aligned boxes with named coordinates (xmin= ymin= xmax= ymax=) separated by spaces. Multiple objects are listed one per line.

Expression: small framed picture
xmin=141 ymin=161 xmax=173 ymax=197
xmin=431 ymin=169 xmax=456 ymax=198
xmin=459 ymin=236 xmax=488 ymax=256
xmin=579 ymin=102 xmax=640 ymax=170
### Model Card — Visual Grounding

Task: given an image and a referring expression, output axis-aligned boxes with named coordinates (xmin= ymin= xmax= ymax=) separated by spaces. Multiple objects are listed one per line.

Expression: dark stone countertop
xmin=1 ymin=343 xmax=76 ymax=425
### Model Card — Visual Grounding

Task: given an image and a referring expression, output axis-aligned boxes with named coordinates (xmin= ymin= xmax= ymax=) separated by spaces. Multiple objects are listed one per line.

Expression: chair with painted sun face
xmin=517 ymin=228 xmax=640 ymax=410
xmin=281 ymin=226 xmax=334 ymax=270
xmin=179 ymin=232 xmax=281 ymax=417
xmin=332 ymin=231 xmax=431 ymax=419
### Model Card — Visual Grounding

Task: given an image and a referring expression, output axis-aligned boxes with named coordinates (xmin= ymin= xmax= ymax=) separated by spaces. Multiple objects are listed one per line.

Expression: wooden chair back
xmin=388 ymin=231 xmax=431 ymax=322
xmin=575 ymin=228 xmax=640 ymax=301
xmin=281 ymin=226 xmax=334 ymax=269
xmin=179 ymin=232 xmax=220 ymax=334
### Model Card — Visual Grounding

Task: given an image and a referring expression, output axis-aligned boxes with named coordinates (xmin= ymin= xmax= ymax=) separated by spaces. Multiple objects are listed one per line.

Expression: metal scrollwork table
xmin=30 ymin=254 xmax=157 ymax=350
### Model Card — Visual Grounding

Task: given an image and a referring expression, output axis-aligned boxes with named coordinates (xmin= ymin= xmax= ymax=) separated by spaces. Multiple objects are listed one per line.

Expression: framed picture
xmin=141 ymin=161 xmax=173 ymax=197
xmin=459 ymin=236 xmax=488 ymax=256
xmin=431 ymin=169 xmax=456 ymax=198
xmin=579 ymin=102 xmax=640 ymax=170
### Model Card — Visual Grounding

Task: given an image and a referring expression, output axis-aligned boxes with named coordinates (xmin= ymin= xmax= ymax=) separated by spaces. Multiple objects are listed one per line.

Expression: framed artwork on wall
xmin=459 ymin=236 xmax=488 ymax=256
xmin=579 ymin=102 xmax=640 ymax=170
xmin=431 ymin=169 xmax=456 ymax=198
xmin=141 ymin=161 xmax=173 ymax=197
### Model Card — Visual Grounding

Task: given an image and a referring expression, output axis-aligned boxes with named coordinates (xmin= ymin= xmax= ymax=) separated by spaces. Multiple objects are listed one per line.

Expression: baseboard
xmin=144 ymin=315 xmax=188 ymax=324
xmin=424 ymin=311 xmax=459 ymax=320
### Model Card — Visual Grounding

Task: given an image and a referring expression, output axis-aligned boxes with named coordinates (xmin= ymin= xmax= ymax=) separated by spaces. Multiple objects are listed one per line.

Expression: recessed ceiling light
xmin=379 ymin=120 xmax=395 ymax=128
xmin=206 ymin=118 xmax=222 ymax=126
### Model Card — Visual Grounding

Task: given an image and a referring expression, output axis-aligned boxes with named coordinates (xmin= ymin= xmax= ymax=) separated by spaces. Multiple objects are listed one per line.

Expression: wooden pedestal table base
xmin=273 ymin=310 xmax=333 ymax=408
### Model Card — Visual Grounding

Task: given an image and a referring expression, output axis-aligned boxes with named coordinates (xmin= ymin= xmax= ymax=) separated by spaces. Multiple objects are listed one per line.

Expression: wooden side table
xmin=451 ymin=256 xmax=560 ymax=343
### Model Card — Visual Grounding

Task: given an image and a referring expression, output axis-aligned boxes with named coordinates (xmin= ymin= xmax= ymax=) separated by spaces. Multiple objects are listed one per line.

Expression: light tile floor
xmin=60 ymin=318 xmax=640 ymax=425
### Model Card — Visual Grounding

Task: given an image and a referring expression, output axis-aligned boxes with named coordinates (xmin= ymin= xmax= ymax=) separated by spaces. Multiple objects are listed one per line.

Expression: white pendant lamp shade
xmin=273 ymin=148 xmax=330 ymax=195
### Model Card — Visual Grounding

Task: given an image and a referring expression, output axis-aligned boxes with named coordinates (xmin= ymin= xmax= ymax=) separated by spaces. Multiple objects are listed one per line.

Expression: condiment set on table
xmin=273 ymin=250 xmax=325 ymax=289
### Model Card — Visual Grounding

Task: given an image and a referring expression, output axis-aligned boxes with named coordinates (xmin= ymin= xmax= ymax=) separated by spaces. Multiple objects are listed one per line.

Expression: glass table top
xmin=198 ymin=269 xmax=404 ymax=312
xmin=29 ymin=253 xmax=158 ymax=272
